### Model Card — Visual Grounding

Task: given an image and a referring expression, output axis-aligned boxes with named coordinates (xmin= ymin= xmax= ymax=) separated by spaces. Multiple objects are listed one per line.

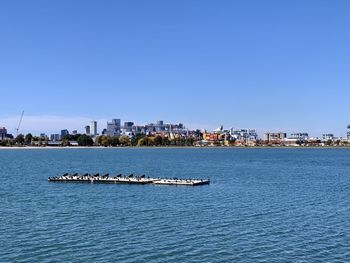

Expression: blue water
xmin=0 ymin=148 xmax=349 ymax=262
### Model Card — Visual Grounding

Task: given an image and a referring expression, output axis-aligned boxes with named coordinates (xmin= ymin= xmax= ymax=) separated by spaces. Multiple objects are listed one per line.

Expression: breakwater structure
xmin=48 ymin=173 xmax=210 ymax=186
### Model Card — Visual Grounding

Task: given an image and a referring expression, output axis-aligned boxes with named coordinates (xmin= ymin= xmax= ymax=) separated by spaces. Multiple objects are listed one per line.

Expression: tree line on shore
xmin=1 ymin=133 xmax=49 ymax=146
xmin=0 ymin=133 xmax=196 ymax=147
xmin=1 ymin=133 xmax=348 ymax=147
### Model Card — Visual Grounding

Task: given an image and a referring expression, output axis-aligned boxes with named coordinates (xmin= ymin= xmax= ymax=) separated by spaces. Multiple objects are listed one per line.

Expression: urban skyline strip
xmin=1 ymin=117 xmax=350 ymax=147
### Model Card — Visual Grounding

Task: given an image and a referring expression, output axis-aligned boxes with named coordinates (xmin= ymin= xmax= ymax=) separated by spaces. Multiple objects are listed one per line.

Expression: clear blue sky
xmin=0 ymin=0 xmax=349 ymax=136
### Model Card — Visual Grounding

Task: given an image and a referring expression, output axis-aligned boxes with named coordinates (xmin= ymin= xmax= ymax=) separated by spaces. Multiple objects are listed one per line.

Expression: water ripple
xmin=1 ymin=148 xmax=350 ymax=262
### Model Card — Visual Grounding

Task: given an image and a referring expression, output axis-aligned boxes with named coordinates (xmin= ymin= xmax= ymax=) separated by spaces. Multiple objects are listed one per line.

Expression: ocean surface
xmin=0 ymin=148 xmax=349 ymax=262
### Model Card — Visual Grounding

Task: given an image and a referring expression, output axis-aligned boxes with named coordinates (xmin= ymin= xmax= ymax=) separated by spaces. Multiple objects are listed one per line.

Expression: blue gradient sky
xmin=0 ymin=0 xmax=349 ymax=136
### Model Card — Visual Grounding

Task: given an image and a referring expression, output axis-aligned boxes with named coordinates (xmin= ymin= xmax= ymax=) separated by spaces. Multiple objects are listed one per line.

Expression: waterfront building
xmin=106 ymin=119 xmax=121 ymax=136
xmin=264 ymin=132 xmax=287 ymax=142
xmin=122 ymin=131 xmax=134 ymax=138
xmin=167 ymin=123 xmax=184 ymax=132
xmin=322 ymin=134 xmax=334 ymax=141
xmin=6 ymin=133 xmax=13 ymax=139
xmin=347 ymin=125 xmax=350 ymax=141
xmin=47 ymin=141 xmax=61 ymax=146
xmin=212 ymin=125 xmax=224 ymax=133
xmin=132 ymin=125 xmax=146 ymax=134
xmin=230 ymin=128 xmax=258 ymax=142
xmin=145 ymin=122 xmax=185 ymax=134
xmin=155 ymin=120 xmax=165 ymax=132
xmin=0 ymin=127 xmax=7 ymax=141
xmin=90 ymin=121 xmax=97 ymax=136
xmin=201 ymin=126 xmax=253 ymax=146
xmin=283 ymin=138 xmax=300 ymax=146
xmin=50 ymin=134 xmax=60 ymax=141
xmin=93 ymin=119 xmax=187 ymax=137
xmin=85 ymin=125 xmax=90 ymax=135
xmin=40 ymin=133 xmax=48 ymax=139
xmin=144 ymin=123 xmax=156 ymax=133
xmin=61 ymin=129 xmax=69 ymax=138
xmin=121 ymin=122 xmax=134 ymax=134
xmin=289 ymin=133 xmax=309 ymax=140
xmin=203 ymin=133 xmax=219 ymax=142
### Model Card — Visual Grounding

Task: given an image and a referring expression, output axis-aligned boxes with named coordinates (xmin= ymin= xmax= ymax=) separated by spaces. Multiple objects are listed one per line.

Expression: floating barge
xmin=48 ymin=173 xmax=210 ymax=186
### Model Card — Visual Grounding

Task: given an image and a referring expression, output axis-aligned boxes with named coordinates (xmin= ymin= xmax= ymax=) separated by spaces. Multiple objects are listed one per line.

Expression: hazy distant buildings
xmin=155 ymin=120 xmax=165 ymax=132
xmin=132 ymin=125 xmax=146 ymax=134
xmin=264 ymin=132 xmax=287 ymax=141
xmin=144 ymin=121 xmax=184 ymax=133
xmin=198 ymin=126 xmax=258 ymax=146
xmin=90 ymin=121 xmax=97 ymax=136
xmin=0 ymin=127 xmax=7 ymax=140
xmin=40 ymin=133 xmax=48 ymax=139
xmin=85 ymin=125 xmax=90 ymax=135
xmin=2 ymin=117 xmax=350 ymax=147
xmin=50 ymin=134 xmax=60 ymax=141
xmin=289 ymin=133 xmax=309 ymax=140
xmin=230 ymin=128 xmax=258 ymax=142
xmin=212 ymin=125 xmax=224 ymax=133
xmin=106 ymin=119 xmax=121 ymax=136
xmin=121 ymin=122 xmax=134 ymax=133
xmin=101 ymin=119 xmax=187 ymax=137
xmin=61 ymin=129 xmax=69 ymax=138
xmin=322 ymin=134 xmax=334 ymax=140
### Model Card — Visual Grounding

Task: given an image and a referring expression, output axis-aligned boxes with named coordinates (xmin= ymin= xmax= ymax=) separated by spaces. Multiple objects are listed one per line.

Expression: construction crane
xmin=15 ymin=110 xmax=24 ymax=136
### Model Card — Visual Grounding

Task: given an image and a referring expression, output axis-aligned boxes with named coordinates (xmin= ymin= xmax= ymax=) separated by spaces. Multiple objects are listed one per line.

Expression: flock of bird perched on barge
xmin=48 ymin=173 xmax=210 ymax=186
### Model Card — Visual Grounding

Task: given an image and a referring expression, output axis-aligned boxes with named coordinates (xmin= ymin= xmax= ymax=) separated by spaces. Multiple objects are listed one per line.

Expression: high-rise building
xmin=347 ymin=125 xmax=350 ymax=141
xmin=106 ymin=119 xmax=121 ymax=136
xmin=61 ymin=129 xmax=69 ymax=138
xmin=155 ymin=120 xmax=165 ymax=132
xmin=90 ymin=121 xmax=97 ymax=136
xmin=132 ymin=125 xmax=146 ymax=134
xmin=122 ymin=122 xmax=134 ymax=133
xmin=144 ymin=121 xmax=184 ymax=133
xmin=50 ymin=134 xmax=60 ymax=141
xmin=0 ymin=127 xmax=7 ymax=140
xmin=85 ymin=125 xmax=90 ymax=135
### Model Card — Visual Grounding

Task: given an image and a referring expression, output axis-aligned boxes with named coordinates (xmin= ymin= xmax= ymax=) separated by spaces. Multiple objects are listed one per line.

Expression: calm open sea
xmin=0 ymin=148 xmax=349 ymax=262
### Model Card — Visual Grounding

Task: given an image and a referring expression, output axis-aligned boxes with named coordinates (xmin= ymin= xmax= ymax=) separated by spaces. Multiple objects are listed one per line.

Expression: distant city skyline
xmin=0 ymin=1 xmax=349 ymax=137
xmin=0 ymin=114 xmax=349 ymax=138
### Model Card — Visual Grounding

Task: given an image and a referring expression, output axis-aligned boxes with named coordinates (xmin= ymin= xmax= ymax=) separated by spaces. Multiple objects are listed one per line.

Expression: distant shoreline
xmin=1 ymin=146 xmax=350 ymax=150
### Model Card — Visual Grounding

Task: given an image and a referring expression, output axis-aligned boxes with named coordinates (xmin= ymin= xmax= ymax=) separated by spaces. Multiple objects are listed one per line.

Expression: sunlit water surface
xmin=1 ymin=148 xmax=349 ymax=262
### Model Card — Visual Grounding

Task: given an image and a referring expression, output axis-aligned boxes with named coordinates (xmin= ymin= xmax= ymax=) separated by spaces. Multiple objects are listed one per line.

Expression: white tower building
xmin=91 ymin=121 xmax=97 ymax=136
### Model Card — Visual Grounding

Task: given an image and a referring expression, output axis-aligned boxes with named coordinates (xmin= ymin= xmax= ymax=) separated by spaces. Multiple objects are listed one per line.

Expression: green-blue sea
xmin=1 ymin=148 xmax=349 ymax=262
